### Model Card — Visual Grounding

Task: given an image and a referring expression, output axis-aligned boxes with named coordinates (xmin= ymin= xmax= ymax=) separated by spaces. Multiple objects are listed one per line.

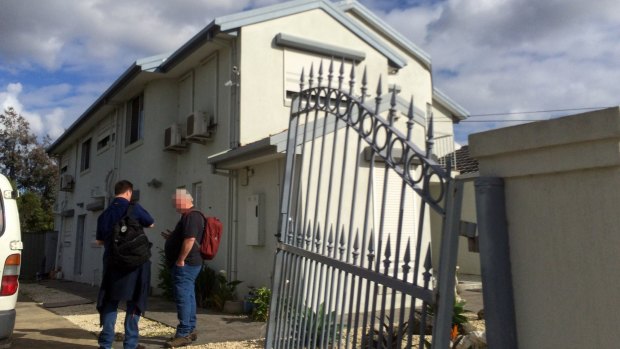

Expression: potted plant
xmin=211 ymin=271 xmax=243 ymax=313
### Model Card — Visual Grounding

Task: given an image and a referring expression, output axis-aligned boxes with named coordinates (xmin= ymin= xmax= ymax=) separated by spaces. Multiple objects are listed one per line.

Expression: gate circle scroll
xmin=360 ymin=111 xmax=374 ymax=138
xmin=327 ymin=90 xmax=340 ymax=113
xmin=389 ymin=138 xmax=405 ymax=166
xmin=405 ymin=153 xmax=425 ymax=184
xmin=349 ymin=102 xmax=364 ymax=126
xmin=317 ymin=88 xmax=329 ymax=110
xmin=427 ymin=170 xmax=446 ymax=204
xmin=335 ymin=93 xmax=350 ymax=118
xmin=373 ymin=124 xmax=390 ymax=153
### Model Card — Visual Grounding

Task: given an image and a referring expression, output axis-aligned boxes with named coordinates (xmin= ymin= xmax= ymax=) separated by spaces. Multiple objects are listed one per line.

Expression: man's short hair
xmin=173 ymin=188 xmax=193 ymax=201
xmin=114 ymin=180 xmax=134 ymax=195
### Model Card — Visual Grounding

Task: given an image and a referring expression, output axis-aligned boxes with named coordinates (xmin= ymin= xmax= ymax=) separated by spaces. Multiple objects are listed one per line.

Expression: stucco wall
xmin=469 ymin=107 xmax=620 ymax=348
xmin=238 ymin=8 xmax=434 ymax=147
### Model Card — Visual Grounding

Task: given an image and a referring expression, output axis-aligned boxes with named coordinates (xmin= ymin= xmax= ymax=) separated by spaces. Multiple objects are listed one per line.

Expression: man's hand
xmin=175 ymin=260 xmax=185 ymax=267
xmin=161 ymin=229 xmax=171 ymax=239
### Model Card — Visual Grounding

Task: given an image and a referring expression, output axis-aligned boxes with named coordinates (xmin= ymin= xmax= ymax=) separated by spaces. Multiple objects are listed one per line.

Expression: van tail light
xmin=1 ymin=254 xmax=20 ymax=296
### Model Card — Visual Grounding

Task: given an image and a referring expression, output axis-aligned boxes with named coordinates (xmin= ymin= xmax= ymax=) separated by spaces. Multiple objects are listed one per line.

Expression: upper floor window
xmin=97 ymin=135 xmax=110 ymax=152
xmin=126 ymin=94 xmax=144 ymax=146
xmin=80 ymin=138 xmax=91 ymax=172
xmin=192 ymin=182 xmax=203 ymax=210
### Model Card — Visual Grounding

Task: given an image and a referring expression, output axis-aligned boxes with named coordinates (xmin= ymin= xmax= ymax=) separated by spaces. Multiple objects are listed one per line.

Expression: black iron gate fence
xmin=266 ymin=61 xmax=464 ymax=348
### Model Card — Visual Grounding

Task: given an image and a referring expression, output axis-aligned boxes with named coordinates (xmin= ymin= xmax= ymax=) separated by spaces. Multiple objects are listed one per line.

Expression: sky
xmin=1 ymin=0 xmax=619 ymax=145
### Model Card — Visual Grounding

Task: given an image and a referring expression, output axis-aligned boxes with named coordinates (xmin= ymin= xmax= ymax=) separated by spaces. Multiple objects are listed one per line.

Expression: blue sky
xmin=1 ymin=0 xmax=619 ymax=144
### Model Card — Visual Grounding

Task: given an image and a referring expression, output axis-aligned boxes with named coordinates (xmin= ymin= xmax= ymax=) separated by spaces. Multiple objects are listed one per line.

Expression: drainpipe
xmin=475 ymin=177 xmax=518 ymax=349
xmin=226 ymin=32 xmax=240 ymax=282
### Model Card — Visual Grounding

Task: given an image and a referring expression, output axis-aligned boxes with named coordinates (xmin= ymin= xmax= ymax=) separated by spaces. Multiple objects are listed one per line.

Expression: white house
xmin=47 ymin=0 xmax=468 ymax=294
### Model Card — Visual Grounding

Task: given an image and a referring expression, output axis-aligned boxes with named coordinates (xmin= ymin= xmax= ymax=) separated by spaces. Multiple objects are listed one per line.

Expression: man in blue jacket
xmin=96 ymin=180 xmax=154 ymax=349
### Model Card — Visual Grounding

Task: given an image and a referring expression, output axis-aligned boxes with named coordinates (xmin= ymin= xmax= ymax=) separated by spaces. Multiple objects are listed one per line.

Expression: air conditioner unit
xmin=164 ymin=123 xmax=187 ymax=151
xmin=90 ymin=186 xmax=105 ymax=198
xmin=60 ymin=174 xmax=74 ymax=192
xmin=186 ymin=112 xmax=215 ymax=143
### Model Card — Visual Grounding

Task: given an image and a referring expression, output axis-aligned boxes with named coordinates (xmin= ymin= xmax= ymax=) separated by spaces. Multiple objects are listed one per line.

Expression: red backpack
xmin=193 ymin=212 xmax=223 ymax=260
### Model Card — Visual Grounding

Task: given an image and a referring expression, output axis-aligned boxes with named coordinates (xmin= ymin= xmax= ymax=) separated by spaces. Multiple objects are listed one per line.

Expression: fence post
xmin=474 ymin=177 xmax=518 ymax=349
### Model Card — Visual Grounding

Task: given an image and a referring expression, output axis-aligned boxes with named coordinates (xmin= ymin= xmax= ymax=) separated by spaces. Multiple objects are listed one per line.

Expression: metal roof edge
xmin=433 ymin=87 xmax=469 ymax=121
xmin=158 ymin=21 xmax=218 ymax=73
xmin=319 ymin=0 xmax=407 ymax=68
xmin=337 ymin=1 xmax=431 ymax=68
xmin=214 ymin=0 xmax=407 ymax=68
xmin=137 ymin=52 xmax=172 ymax=72
xmin=215 ymin=0 xmax=320 ymax=31
xmin=47 ymin=63 xmax=143 ymax=154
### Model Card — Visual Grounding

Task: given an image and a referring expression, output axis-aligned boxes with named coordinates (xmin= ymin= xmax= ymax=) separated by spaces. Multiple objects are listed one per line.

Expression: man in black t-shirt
xmin=163 ymin=189 xmax=204 ymax=348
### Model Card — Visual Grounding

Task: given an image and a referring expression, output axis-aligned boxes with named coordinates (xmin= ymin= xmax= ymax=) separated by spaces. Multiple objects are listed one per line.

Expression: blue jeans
xmin=98 ymin=299 xmax=141 ymax=349
xmin=171 ymin=264 xmax=202 ymax=337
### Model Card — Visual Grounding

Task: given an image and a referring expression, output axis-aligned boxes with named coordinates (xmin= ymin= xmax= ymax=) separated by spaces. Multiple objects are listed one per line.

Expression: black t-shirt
xmin=164 ymin=210 xmax=204 ymax=266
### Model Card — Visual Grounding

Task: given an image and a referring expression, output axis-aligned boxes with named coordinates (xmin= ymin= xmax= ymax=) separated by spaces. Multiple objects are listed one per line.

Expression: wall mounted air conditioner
xmin=90 ymin=186 xmax=105 ymax=198
xmin=186 ymin=111 xmax=216 ymax=143
xmin=60 ymin=174 xmax=74 ymax=192
xmin=164 ymin=123 xmax=187 ymax=151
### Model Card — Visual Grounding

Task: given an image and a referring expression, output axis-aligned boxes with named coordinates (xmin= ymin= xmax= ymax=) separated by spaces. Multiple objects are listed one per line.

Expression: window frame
xmin=80 ymin=138 xmax=92 ymax=173
xmin=126 ymin=94 xmax=144 ymax=146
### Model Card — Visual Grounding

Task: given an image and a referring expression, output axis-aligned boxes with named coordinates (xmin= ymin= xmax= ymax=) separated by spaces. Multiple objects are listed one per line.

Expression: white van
xmin=0 ymin=174 xmax=21 ymax=348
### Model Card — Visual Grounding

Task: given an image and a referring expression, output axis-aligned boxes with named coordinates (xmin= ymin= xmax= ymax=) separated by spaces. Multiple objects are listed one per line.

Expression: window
xmin=97 ymin=134 xmax=110 ymax=151
xmin=126 ymin=94 xmax=144 ymax=145
xmin=192 ymin=182 xmax=203 ymax=210
xmin=80 ymin=138 xmax=91 ymax=172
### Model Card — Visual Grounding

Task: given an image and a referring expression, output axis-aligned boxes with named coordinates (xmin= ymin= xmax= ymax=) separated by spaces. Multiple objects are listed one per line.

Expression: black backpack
xmin=109 ymin=204 xmax=152 ymax=271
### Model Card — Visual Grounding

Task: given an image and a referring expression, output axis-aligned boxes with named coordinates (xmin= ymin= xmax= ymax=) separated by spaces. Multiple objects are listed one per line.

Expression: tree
xmin=0 ymin=107 xmax=58 ymax=232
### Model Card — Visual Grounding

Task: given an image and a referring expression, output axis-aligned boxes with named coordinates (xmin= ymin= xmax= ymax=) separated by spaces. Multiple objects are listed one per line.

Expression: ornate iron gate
xmin=266 ymin=61 xmax=463 ymax=349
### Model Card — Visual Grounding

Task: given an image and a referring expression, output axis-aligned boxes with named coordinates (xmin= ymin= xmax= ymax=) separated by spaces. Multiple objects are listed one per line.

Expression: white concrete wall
xmin=469 ymin=107 xmax=620 ymax=348
xmin=238 ymin=8 xmax=435 ymax=147
xmin=54 ymin=46 xmax=235 ymax=288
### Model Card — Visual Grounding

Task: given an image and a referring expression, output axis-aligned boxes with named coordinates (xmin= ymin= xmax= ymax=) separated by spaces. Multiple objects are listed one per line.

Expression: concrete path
xmin=10 ymin=294 xmax=99 ymax=349
xmin=37 ymin=279 xmax=266 ymax=347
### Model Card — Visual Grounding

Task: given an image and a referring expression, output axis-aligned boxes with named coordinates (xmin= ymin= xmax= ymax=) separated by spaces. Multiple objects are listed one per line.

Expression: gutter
xmin=158 ymin=22 xmax=219 ymax=73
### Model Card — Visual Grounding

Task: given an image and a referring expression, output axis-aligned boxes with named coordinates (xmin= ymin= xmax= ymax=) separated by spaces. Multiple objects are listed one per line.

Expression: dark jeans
xmin=171 ymin=264 xmax=202 ymax=337
xmin=98 ymin=299 xmax=140 ymax=349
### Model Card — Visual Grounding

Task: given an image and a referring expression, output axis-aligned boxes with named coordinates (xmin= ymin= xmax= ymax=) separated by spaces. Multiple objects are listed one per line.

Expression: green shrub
xmin=211 ymin=272 xmax=242 ymax=311
xmin=195 ymin=265 xmax=219 ymax=308
xmin=156 ymin=248 xmax=173 ymax=301
xmin=250 ymin=287 xmax=271 ymax=322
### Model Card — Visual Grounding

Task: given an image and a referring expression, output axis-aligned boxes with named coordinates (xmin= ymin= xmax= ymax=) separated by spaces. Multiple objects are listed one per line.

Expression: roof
xmin=48 ymin=0 xmax=465 ymax=155
xmin=433 ymin=88 xmax=469 ymax=121
xmin=441 ymin=145 xmax=479 ymax=174
xmin=336 ymin=0 xmax=431 ymax=67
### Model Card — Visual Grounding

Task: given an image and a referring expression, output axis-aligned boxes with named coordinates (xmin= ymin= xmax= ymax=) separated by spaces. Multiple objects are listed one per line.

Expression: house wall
xmin=235 ymin=158 xmax=285 ymax=294
xmin=469 ymin=107 xmax=620 ymax=348
xmin=238 ymin=8 xmax=436 ymax=147
xmin=53 ymin=46 xmax=235 ymax=288
xmin=51 ymin=3 xmax=459 ymax=297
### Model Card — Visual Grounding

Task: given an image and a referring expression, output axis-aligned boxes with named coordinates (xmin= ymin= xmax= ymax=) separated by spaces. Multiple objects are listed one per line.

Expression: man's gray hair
xmin=173 ymin=188 xmax=193 ymax=202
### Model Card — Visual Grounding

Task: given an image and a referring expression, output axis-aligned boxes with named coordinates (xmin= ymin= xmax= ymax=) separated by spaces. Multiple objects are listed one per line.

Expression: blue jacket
xmin=96 ymin=197 xmax=154 ymax=319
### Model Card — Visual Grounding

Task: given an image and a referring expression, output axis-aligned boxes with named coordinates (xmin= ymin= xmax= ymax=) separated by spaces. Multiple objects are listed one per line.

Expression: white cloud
xmin=365 ymin=0 xmax=620 ymax=143
xmin=0 ymin=0 xmax=257 ymax=75
xmin=1 ymin=0 xmax=620 ymax=145
xmin=0 ymin=83 xmax=67 ymax=139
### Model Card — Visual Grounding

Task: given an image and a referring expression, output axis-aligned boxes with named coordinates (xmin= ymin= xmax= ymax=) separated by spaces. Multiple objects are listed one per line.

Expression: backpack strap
xmin=188 ymin=210 xmax=206 ymax=248
xmin=125 ymin=203 xmax=135 ymax=219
